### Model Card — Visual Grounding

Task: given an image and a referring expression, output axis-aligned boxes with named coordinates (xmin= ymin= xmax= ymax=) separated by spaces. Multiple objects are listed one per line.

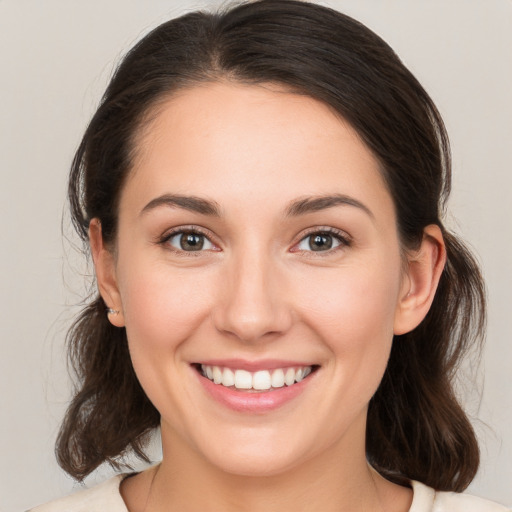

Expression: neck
xmin=141 ymin=422 xmax=406 ymax=512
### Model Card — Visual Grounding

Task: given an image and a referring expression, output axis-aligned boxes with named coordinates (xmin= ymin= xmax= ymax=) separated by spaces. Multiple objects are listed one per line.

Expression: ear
xmin=393 ymin=224 xmax=446 ymax=335
xmin=89 ymin=219 xmax=125 ymax=328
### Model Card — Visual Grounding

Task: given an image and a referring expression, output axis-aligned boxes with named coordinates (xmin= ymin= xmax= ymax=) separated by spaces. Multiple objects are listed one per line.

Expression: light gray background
xmin=1 ymin=1 xmax=511 ymax=510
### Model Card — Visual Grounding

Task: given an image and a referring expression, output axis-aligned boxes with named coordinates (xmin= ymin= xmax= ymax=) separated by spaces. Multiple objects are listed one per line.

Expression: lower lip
xmin=196 ymin=370 xmax=314 ymax=413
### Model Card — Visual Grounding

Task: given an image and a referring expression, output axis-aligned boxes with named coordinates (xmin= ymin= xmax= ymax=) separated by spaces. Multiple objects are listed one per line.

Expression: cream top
xmin=29 ymin=475 xmax=510 ymax=512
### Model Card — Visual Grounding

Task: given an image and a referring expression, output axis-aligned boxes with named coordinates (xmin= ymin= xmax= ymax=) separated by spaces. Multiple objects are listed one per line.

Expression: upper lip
xmin=194 ymin=359 xmax=316 ymax=372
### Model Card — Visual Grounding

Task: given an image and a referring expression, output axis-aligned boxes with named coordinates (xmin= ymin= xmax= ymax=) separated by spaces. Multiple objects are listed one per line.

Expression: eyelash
xmin=157 ymin=226 xmax=219 ymax=256
xmin=291 ymin=227 xmax=352 ymax=256
xmin=157 ymin=226 xmax=352 ymax=256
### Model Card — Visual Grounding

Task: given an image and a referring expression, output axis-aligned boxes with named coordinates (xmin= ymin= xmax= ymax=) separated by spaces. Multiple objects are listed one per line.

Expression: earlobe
xmin=393 ymin=225 xmax=446 ymax=335
xmin=89 ymin=219 xmax=125 ymax=328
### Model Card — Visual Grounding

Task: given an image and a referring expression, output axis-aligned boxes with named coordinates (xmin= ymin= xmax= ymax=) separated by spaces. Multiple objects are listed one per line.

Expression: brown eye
xmin=296 ymin=230 xmax=348 ymax=253
xmin=167 ymin=231 xmax=214 ymax=252
xmin=308 ymin=233 xmax=333 ymax=251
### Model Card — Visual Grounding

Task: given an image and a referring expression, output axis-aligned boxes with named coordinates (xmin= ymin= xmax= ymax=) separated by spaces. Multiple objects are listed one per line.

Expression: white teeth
xmin=212 ymin=366 xmax=223 ymax=384
xmin=284 ymin=368 xmax=295 ymax=386
xmin=253 ymin=370 xmax=272 ymax=390
xmin=200 ymin=364 xmax=313 ymax=390
xmin=271 ymin=369 xmax=285 ymax=388
xmin=234 ymin=369 xmax=252 ymax=389
xmin=222 ymin=367 xmax=235 ymax=387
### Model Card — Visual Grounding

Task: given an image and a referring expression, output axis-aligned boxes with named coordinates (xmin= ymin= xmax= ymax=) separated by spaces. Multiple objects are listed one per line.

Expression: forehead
xmin=123 ymin=81 xmax=393 ymax=220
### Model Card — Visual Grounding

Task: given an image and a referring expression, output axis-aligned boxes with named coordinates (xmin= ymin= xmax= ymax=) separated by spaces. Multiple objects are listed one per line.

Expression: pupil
xmin=310 ymin=233 xmax=332 ymax=251
xmin=181 ymin=233 xmax=204 ymax=251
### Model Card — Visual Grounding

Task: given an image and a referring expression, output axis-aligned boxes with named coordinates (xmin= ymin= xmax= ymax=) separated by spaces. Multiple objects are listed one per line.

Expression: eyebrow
xmin=140 ymin=193 xmax=373 ymax=219
xmin=140 ymin=194 xmax=221 ymax=216
xmin=285 ymin=194 xmax=374 ymax=219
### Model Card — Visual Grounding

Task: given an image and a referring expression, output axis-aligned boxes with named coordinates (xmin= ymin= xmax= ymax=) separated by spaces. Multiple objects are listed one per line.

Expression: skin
xmin=90 ymin=82 xmax=446 ymax=511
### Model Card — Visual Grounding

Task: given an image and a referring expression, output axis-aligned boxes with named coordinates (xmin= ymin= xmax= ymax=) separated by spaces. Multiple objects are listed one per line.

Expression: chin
xmin=190 ymin=427 xmax=319 ymax=478
xmin=207 ymin=450 xmax=305 ymax=478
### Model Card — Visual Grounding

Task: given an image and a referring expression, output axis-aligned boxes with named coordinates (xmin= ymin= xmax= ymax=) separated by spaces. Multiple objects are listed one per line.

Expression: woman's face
xmin=99 ymin=82 xmax=414 ymax=476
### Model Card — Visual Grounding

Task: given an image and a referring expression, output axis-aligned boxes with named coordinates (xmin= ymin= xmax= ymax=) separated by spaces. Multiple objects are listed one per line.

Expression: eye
xmin=295 ymin=230 xmax=349 ymax=252
xmin=166 ymin=230 xmax=215 ymax=252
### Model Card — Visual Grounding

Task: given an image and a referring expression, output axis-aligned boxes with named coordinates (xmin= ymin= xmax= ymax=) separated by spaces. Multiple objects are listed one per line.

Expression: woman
xmin=30 ymin=0 xmax=509 ymax=510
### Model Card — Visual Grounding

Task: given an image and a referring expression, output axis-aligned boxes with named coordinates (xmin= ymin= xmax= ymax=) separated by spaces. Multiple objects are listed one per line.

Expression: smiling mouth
xmin=195 ymin=364 xmax=318 ymax=392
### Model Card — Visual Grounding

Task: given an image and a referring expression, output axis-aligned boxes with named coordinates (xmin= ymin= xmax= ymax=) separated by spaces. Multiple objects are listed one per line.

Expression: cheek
xmin=298 ymin=259 xmax=402 ymax=347
xmin=115 ymin=260 xmax=218 ymax=422
xmin=295 ymin=253 xmax=403 ymax=401
xmin=117 ymin=260 xmax=215 ymax=357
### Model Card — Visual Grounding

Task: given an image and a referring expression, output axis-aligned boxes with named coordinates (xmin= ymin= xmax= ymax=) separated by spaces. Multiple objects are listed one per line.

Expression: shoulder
xmin=27 ymin=475 xmax=128 ymax=512
xmin=411 ymin=481 xmax=511 ymax=512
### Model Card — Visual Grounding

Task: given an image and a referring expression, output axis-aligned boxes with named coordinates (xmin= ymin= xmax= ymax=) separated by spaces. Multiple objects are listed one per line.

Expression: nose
xmin=212 ymin=250 xmax=293 ymax=343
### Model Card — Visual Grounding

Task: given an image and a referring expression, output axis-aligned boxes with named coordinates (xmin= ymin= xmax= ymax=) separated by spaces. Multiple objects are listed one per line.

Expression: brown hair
xmin=58 ymin=0 xmax=486 ymax=490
